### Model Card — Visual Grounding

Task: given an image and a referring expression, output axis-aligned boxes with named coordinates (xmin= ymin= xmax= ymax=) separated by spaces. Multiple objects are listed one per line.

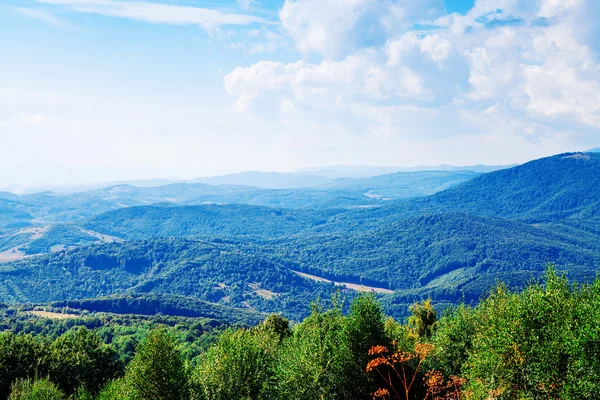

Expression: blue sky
xmin=1 ymin=0 xmax=599 ymax=187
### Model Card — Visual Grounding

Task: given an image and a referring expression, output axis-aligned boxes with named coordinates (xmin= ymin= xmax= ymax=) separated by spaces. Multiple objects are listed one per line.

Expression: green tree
xmin=408 ymin=299 xmax=437 ymax=339
xmin=259 ymin=314 xmax=291 ymax=342
xmin=96 ymin=379 xmax=133 ymax=400
xmin=48 ymin=327 xmax=120 ymax=396
xmin=8 ymin=378 xmax=64 ymax=400
xmin=0 ymin=333 xmax=47 ymax=399
xmin=273 ymin=303 xmax=353 ymax=400
xmin=192 ymin=327 xmax=278 ymax=400
xmin=430 ymin=304 xmax=476 ymax=376
xmin=464 ymin=270 xmax=574 ymax=399
xmin=124 ymin=328 xmax=189 ymax=400
xmin=343 ymin=294 xmax=389 ymax=399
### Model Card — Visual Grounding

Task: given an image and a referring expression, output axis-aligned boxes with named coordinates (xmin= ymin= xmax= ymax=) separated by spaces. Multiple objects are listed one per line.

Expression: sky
xmin=1 ymin=0 xmax=600 ymax=187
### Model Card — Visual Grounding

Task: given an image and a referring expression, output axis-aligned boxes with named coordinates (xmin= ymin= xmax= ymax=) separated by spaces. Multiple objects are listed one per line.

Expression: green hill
xmin=49 ymin=293 xmax=263 ymax=325
xmin=84 ymin=204 xmax=340 ymax=240
xmin=425 ymin=152 xmax=600 ymax=221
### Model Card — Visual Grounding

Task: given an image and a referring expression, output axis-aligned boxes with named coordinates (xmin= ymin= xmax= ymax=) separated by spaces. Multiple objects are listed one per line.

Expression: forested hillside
xmin=1 ymin=153 xmax=600 ymax=322
xmin=2 ymin=271 xmax=600 ymax=399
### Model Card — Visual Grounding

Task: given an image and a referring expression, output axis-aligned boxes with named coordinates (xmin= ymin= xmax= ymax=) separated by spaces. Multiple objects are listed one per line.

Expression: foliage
xmin=192 ymin=328 xmax=278 ymax=400
xmin=124 ymin=328 xmax=189 ymax=400
xmin=8 ymin=379 xmax=64 ymax=400
xmin=47 ymin=327 xmax=120 ymax=396
xmin=272 ymin=301 xmax=354 ymax=400
xmin=408 ymin=299 xmax=437 ymax=339
xmin=0 ymin=333 xmax=46 ymax=399
xmin=2 ymin=269 xmax=600 ymax=399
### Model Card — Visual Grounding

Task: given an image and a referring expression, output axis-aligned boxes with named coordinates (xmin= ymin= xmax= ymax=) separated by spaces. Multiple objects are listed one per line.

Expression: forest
xmin=1 ymin=269 xmax=599 ymax=399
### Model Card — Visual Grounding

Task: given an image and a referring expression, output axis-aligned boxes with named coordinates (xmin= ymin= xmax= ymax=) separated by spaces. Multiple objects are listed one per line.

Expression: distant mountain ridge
xmin=0 ymin=170 xmax=480 ymax=230
xmin=5 ymin=163 xmax=510 ymax=193
xmin=295 ymin=164 xmax=512 ymax=179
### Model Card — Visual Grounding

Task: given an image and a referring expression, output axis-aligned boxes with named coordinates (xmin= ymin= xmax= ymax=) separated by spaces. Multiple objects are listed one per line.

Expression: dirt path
xmin=291 ymin=270 xmax=393 ymax=294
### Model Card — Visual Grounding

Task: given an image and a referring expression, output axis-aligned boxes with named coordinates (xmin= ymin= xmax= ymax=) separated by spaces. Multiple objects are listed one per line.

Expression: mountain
xmin=296 ymin=164 xmax=512 ymax=178
xmin=191 ymin=171 xmax=333 ymax=189
xmin=49 ymin=293 xmax=264 ymax=325
xmin=0 ymin=224 xmax=114 ymax=261
xmin=278 ymin=213 xmax=600 ymax=294
xmin=322 ymin=171 xmax=479 ymax=198
xmin=84 ymin=204 xmax=342 ymax=240
xmin=0 ymin=171 xmax=480 ymax=227
xmin=3 ymin=213 xmax=600 ymax=320
xmin=588 ymin=147 xmax=600 ymax=153
xmin=0 ymin=238 xmax=341 ymax=319
xmin=2 ymin=152 xmax=600 ymax=320
xmin=425 ymin=152 xmax=600 ymax=221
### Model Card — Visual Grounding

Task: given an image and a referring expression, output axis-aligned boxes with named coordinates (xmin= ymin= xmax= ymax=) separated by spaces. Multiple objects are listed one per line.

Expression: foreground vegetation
xmin=1 ymin=268 xmax=599 ymax=399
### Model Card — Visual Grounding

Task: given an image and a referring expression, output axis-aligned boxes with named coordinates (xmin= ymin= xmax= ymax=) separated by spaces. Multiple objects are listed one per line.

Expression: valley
xmin=1 ymin=152 xmax=600 ymax=321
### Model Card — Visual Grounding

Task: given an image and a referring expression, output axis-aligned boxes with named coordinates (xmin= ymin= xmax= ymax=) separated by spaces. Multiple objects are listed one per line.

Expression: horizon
xmin=2 ymin=0 xmax=600 ymax=187
xmin=3 ymin=148 xmax=599 ymax=194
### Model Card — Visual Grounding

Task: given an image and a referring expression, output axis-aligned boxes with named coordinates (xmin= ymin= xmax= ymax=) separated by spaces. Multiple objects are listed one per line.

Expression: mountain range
xmin=1 ymin=152 xmax=599 ymax=320
xmin=3 ymin=163 xmax=510 ymax=194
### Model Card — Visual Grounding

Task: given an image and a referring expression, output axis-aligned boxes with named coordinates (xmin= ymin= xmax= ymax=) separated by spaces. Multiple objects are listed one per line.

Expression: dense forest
xmin=1 ymin=269 xmax=599 ymax=399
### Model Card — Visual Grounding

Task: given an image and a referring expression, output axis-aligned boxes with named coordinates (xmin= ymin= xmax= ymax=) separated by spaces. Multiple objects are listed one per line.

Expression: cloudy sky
xmin=1 ymin=0 xmax=599 ymax=186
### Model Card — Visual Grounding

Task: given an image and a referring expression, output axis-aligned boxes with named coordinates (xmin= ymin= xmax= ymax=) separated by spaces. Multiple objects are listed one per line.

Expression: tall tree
xmin=125 ymin=328 xmax=189 ymax=400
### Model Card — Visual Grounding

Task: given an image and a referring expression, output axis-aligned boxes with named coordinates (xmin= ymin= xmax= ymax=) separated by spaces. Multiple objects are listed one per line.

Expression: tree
xmin=430 ymin=304 xmax=476 ymax=377
xmin=8 ymin=378 xmax=64 ymax=400
xmin=273 ymin=302 xmax=353 ymax=400
xmin=124 ymin=328 xmax=189 ymax=400
xmin=96 ymin=379 xmax=133 ymax=400
xmin=344 ymin=294 xmax=389 ymax=399
xmin=408 ymin=299 xmax=437 ymax=339
xmin=259 ymin=314 xmax=291 ymax=342
xmin=0 ymin=333 xmax=47 ymax=399
xmin=464 ymin=270 xmax=574 ymax=399
xmin=192 ymin=327 xmax=278 ymax=400
xmin=48 ymin=327 xmax=120 ymax=396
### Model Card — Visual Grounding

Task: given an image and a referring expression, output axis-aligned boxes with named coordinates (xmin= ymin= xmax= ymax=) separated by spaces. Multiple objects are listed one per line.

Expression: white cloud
xmin=5 ymin=0 xmax=600 ymax=187
xmin=539 ymin=0 xmax=582 ymax=18
xmin=34 ymin=0 xmax=267 ymax=27
xmin=236 ymin=0 xmax=259 ymax=11
xmin=224 ymin=52 xmax=428 ymax=113
xmin=386 ymin=32 xmax=452 ymax=65
xmin=279 ymin=0 xmax=372 ymax=59
xmin=229 ymin=27 xmax=288 ymax=55
xmin=16 ymin=7 xmax=70 ymax=28
xmin=224 ymin=0 xmax=600 ymax=158
xmin=279 ymin=0 xmax=445 ymax=59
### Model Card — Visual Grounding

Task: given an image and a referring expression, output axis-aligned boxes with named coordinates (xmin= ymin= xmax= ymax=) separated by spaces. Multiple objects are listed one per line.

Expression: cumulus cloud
xmin=224 ymin=52 xmax=428 ymax=113
xmin=386 ymin=33 xmax=452 ymax=65
xmin=279 ymin=0 xmax=445 ymax=59
xmin=225 ymin=0 xmax=600 ymax=148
